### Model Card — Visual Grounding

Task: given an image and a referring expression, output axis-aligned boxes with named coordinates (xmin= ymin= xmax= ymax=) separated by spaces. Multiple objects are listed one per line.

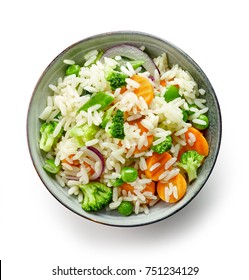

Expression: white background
xmin=1 ymin=0 xmax=248 ymax=279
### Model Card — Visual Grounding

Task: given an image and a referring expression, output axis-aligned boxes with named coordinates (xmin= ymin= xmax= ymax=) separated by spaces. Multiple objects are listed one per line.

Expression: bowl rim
xmin=26 ymin=30 xmax=222 ymax=227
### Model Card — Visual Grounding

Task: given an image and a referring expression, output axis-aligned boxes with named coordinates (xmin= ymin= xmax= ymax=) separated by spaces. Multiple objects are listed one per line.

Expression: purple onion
xmin=85 ymin=146 xmax=105 ymax=180
xmin=101 ymin=44 xmax=159 ymax=75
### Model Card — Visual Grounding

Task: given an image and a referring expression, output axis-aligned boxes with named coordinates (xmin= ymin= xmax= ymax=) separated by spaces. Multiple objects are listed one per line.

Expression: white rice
xmin=39 ymin=47 xmax=209 ymax=216
xmin=63 ymin=59 xmax=75 ymax=65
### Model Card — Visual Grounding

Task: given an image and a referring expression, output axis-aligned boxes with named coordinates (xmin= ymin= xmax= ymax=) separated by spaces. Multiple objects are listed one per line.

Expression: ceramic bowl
xmin=27 ymin=31 xmax=222 ymax=227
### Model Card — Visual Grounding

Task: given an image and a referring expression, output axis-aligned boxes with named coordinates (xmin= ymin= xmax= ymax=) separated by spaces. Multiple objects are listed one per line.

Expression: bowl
xmin=27 ymin=31 xmax=222 ymax=227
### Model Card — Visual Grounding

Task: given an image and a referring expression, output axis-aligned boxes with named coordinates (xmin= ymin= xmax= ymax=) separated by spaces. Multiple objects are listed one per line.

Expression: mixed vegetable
xmin=39 ymin=44 xmax=210 ymax=216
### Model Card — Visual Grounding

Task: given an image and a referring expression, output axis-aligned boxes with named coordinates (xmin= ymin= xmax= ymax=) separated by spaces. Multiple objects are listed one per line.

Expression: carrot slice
xmin=157 ymin=173 xmax=187 ymax=203
xmin=132 ymin=74 xmax=154 ymax=105
xmin=120 ymin=183 xmax=135 ymax=194
xmin=145 ymin=152 xmax=172 ymax=181
xmin=120 ymin=181 xmax=156 ymax=204
xmin=62 ymin=154 xmax=80 ymax=167
xmin=127 ymin=119 xmax=153 ymax=155
xmin=61 ymin=154 xmax=94 ymax=175
xmin=178 ymin=127 xmax=209 ymax=159
xmin=133 ymin=121 xmax=153 ymax=154
xmin=160 ymin=80 xmax=167 ymax=87
xmin=143 ymin=181 xmax=156 ymax=194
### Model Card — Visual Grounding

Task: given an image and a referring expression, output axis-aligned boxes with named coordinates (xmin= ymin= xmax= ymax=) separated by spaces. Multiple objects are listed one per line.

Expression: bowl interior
xmin=27 ymin=31 xmax=221 ymax=226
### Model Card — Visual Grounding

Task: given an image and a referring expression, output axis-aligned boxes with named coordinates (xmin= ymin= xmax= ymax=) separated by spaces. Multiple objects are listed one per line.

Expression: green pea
xmin=112 ymin=178 xmax=124 ymax=187
xmin=121 ymin=167 xmax=138 ymax=183
xmin=188 ymin=104 xmax=199 ymax=115
xmin=66 ymin=64 xmax=81 ymax=76
xmin=182 ymin=110 xmax=188 ymax=122
xmin=164 ymin=85 xmax=180 ymax=102
xmin=117 ymin=201 xmax=133 ymax=216
xmin=193 ymin=114 xmax=209 ymax=130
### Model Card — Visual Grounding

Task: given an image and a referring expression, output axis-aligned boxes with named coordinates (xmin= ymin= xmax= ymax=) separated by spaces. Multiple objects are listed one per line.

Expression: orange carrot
xmin=127 ymin=119 xmax=153 ymax=155
xmin=83 ymin=162 xmax=95 ymax=176
xmin=178 ymin=127 xmax=209 ymax=159
xmin=132 ymin=74 xmax=154 ymax=105
xmin=145 ymin=152 xmax=172 ymax=181
xmin=143 ymin=181 xmax=156 ymax=194
xmin=120 ymin=181 xmax=156 ymax=203
xmin=120 ymin=182 xmax=135 ymax=194
xmin=133 ymin=121 xmax=153 ymax=154
xmin=120 ymin=86 xmax=127 ymax=94
xmin=62 ymin=154 xmax=80 ymax=167
xmin=62 ymin=154 xmax=94 ymax=175
xmin=160 ymin=80 xmax=167 ymax=87
xmin=157 ymin=173 xmax=187 ymax=203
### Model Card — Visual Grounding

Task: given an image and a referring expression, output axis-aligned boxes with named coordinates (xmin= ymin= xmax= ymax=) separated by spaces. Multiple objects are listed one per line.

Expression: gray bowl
xmin=27 ymin=31 xmax=222 ymax=227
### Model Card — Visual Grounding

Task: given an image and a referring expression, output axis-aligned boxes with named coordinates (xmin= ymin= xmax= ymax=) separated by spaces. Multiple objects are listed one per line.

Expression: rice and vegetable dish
xmin=39 ymin=44 xmax=209 ymax=216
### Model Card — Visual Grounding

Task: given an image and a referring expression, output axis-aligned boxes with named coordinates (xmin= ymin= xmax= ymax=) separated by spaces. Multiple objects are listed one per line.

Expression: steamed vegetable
xmin=178 ymin=150 xmax=204 ymax=182
xmin=85 ymin=146 xmax=105 ymax=180
xmin=182 ymin=109 xmax=188 ymax=122
xmin=77 ymin=92 xmax=114 ymax=112
xmin=192 ymin=114 xmax=209 ymax=130
xmin=121 ymin=167 xmax=138 ymax=183
xmin=39 ymin=121 xmax=63 ymax=152
xmin=79 ymin=182 xmax=112 ymax=212
xmin=101 ymin=44 xmax=158 ymax=75
xmin=120 ymin=181 xmax=156 ymax=197
xmin=120 ymin=60 xmax=144 ymax=70
xmin=66 ymin=64 xmax=81 ymax=76
xmin=157 ymin=173 xmax=187 ymax=203
xmin=151 ymin=135 xmax=172 ymax=154
xmin=106 ymin=71 xmax=128 ymax=90
xmin=43 ymin=159 xmax=61 ymax=174
xmin=164 ymin=85 xmax=180 ymax=102
xmin=117 ymin=201 xmax=133 ymax=216
xmin=70 ymin=123 xmax=98 ymax=146
xmin=62 ymin=154 xmax=80 ymax=167
xmin=178 ymin=127 xmax=209 ymax=158
xmin=100 ymin=105 xmax=116 ymax=129
xmin=132 ymin=121 xmax=153 ymax=154
xmin=109 ymin=109 xmax=125 ymax=139
xmin=111 ymin=178 xmax=124 ymax=187
xmin=145 ymin=152 xmax=172 ymax=181
xmin=132 ymin=74 xmax=154 ymax=105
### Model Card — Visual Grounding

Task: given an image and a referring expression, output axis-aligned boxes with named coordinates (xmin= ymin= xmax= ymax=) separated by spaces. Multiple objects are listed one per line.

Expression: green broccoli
xmin=40 ymin=121 xmax=63 ymax=152
xmin=69 ymin=123 xmax=98 ymax=146
xmin=178 ymin=150 xmax=204 ymax=182
xmin=109 ymin=109 xmax=125 ymax=139
xmin=151 ymin=135 xmax=172 ymax=154
xmin=79 ymin=182 xmax=113 ymax=212
xmin=106 ymin=71 xmax=128 ymax=90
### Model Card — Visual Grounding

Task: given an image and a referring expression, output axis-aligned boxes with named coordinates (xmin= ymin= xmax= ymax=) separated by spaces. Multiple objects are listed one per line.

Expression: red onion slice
xmin=101 ymin=44 xmax=159 ymax=75
xmin=85 ymin=146 xmax=105 ymax=180
xmin=66 ymin=175 xmax=80 ymax=181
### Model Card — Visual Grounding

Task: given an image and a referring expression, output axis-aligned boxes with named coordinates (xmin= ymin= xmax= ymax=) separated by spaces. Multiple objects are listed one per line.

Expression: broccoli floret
xmin=106 ymin=71 xmax=128 ymax=90
xmin=40 ymin=121 xmax=63 ymax=152
xmin=109 ymin=109 xmax=125 ymax=139
xmin=79 ymin=182 xmax=113 ymax=212
xmin=70 ymin=123 xmax=98 ymax=146
xmin=178 ymin=150 xmax=204 ymax=182
xmin=151 ymin=135 xmax=172 ymax=154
